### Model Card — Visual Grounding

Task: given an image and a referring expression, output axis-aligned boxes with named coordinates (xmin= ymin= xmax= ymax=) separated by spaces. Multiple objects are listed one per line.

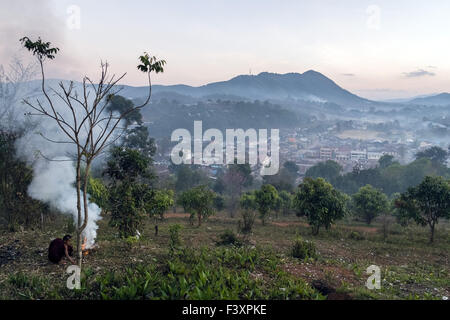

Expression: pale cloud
xmin=2 ymin=0 xmax=450 ymax=100
xmin=402 ymin=69 xmax=436 ymax=78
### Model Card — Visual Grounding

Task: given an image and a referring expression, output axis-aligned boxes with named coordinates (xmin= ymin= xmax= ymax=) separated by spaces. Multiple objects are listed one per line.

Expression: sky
xmin=1 ymin=0 xmax=450 ymax=100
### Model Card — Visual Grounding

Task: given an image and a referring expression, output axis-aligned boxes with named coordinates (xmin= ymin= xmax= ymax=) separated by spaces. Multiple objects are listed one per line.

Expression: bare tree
xmin=0 ymin=57 xmax=36 ymax=131
xmin=20 ymin=36 xmax=166 ymax=269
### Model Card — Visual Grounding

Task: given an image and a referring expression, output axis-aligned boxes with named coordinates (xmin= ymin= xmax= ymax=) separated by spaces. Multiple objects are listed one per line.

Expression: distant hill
xmin=409 ymin=93 xmax=450 ymax=106
xmin=141 ymin=99 xmax=310 ymax=138
xmin=119 ymin=70 xmax=373 ymax=107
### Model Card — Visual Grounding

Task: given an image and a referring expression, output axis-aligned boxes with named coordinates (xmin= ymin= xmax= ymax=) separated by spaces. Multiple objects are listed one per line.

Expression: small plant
xmin=241 ymin=210 xmax=256 ymax=234
xmin=348 ymin=231 xmax=365 ymax=241
xmin=169 ymin=224 xmax=182 ymax=253
xmin=125 ymin=235 xmax=140 ymax=245
xmin=239 ymin=192 xmax=257 ymax=234
xmin=291 ymin=237 xmax=317 ymax=260
xmin=216 ymin=229 xmax=242 ymax=247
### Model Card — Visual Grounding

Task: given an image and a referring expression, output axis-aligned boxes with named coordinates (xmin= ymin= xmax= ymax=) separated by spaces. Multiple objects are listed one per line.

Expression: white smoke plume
xmin=0 ymin=1 xmax=125 ymax=248
xmin=13 ymin=81 xmax=123 ymax=249
xmin=28 ymin=158 xmax=101 ymax=248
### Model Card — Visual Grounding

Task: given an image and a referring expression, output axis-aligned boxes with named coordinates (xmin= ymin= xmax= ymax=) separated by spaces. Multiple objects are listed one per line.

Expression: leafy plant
xmin=352 ymin=184 xmax=389 ymax=225
xmin=348 ymin=231 xmax=365 ymax=241
xmin=178 ymin=186 xmax=216 ymax=226
xmin=239 ymin=192 xmax=257 ymax=234
xmin=168 ymin=224 xmax=182 ymax=253
xmin=254 ymin=184 xmax=279 ymax=225
xmin=216 ymin=229 xmax=242 ymax=247
xmin=294 ymin=178 xmax=348 ymax=235
xmin=290 ymin=237 xmax=317 ymax=260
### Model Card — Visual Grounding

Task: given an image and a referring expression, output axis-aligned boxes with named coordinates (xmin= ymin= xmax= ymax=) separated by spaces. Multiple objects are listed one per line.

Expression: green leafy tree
xmin=239 ymin=192 xmax=257 ymax=234
xmin=123 ymin=126 xmax=156 ymax=159
xmin=279 ymin=190 xmax=293 ymax=216
xmin=104 ymin=147 xmax=155 ymax=237
xmin=172 ymin=165 xmax=208 ymax=192
xmin=178 ymin=186 xmax=215 ymax=226
xmin=0 ymin=130 xmax=49 ymax=230
xmin=395 ymin=176 xmax=450 ymax=243
xmin=352 ymin=185 xmax=389 ymax=225
xmin=86 ymin=176 xmax=109 ymax=210
xmin=107 ymin=95 xmax=143 ymax=126
xmin=104 ymin=147 xmax=154 ymax=183
xmin=254 ymin=184 xmax=279 ymax=225
xmin=378 ymin=154 xmax=396 ymax=169
xmin=392 ymin=192 xmax=409 ymax=227
xmin=293 ymin=177 xmax=347 ymax=235
xmin=108 ymin=182 xmax=149 ymax=238
xmin=305 ymin=160 xmax=342 ymax=183
xmin=416 ymin=146 xmax=449 ymax=165
xmin=146 ymin=189 xmax=174 ymax=220
xmin=145 ymin=189 xmax=174 ymax=235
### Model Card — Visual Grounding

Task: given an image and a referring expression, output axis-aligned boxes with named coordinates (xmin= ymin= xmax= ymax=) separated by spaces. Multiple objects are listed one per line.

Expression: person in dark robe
xmin=48 ymin=235 xmax=75 ymax=264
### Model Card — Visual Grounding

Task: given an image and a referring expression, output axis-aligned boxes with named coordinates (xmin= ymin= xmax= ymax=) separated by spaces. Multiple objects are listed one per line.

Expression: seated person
xmin=48 ymin=235 xmax=75 ymax=264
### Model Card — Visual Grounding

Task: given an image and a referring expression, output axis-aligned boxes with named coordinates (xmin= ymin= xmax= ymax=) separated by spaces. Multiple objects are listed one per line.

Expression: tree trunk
xmin=429 ymin=222 xmax=435 ymax=244
xmin=77 ymin=160 xmax=92 ymax=270
xmin=76 ymin=158 xmax=82 ymax=268
xmin=366 ymin=214 xmax=372 ymax=225
xmin=198 ymin=214 xmax=202 ymax=226
xmin=312 ymin=225 xmax=320 ymax=236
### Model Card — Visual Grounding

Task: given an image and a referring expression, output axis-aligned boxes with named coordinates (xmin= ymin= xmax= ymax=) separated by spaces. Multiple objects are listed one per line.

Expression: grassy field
xmin=0 ymin=210 xmax=449 ymax=300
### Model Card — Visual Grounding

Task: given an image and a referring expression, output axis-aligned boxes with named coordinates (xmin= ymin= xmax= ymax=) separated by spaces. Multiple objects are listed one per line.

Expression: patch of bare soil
xmin=283 ymin=261 xmax=360 ymax=299
xmin=271 ymin=220 xmax=378 ymax=234
xmin=0 ymin=242 xmax=21 ymax=267
xmin=271 ymin=221 xmax=310 ymax=228
xmin=165 ymin=213 xmax=190 ymax=219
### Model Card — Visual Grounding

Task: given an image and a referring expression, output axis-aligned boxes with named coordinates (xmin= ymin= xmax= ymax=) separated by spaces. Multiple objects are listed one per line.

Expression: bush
xmin=291 ymin=237 xmax=317 ymax=260
xmin=125 ymin=235 xmax=140 ymax=246
xmin=239 ymin=210 xmax=256 ymax=234
xmin=216 ymin=229 xmax=242 ymax=247
xmin=348 ymin=231 xmax=365 ymax=241
xmin=168 ymin=224 xmax=182 ymax=252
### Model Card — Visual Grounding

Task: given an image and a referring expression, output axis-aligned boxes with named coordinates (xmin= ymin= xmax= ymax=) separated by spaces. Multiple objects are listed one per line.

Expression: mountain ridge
xmin=117 ymin=70 xmax=373 ymax=107
xmin=408 ymin=92 xmax=450 ymax=106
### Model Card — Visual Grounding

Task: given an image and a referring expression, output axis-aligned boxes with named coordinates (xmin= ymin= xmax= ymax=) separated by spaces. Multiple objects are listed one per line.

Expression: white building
xmin=351 ymin=150 xmax=367 ymax=161
xmin=367 ymin=152 xmax=383 ymax=160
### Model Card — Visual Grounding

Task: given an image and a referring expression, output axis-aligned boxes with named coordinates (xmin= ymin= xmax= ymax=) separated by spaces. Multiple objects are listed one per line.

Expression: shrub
xmin=125 ymin=235 xmax=140 ymax=245
xmin=239 ymin=210 xmax=256 ymax=234
xmin=348 ymin=231 xmax=365 ymax=241
xmin=291 ymin=237 xmax=317 ymax=260
xmin=239 ymin=192 xmax=257 ymax=234
xmin=168 ymin=224 xmax=182 ymax=252
xmin=216 ymin=229 xmax=242 ymax=247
